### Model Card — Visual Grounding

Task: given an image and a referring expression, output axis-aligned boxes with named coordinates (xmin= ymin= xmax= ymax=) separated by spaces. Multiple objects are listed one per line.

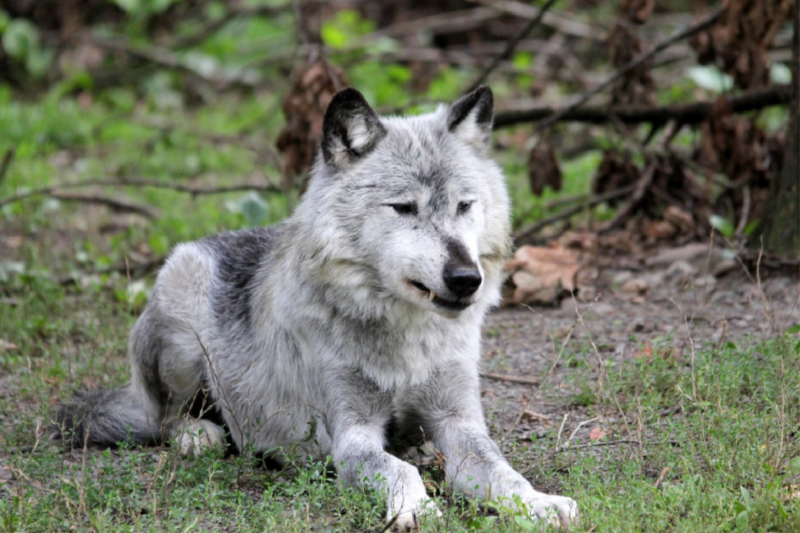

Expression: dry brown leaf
xmin=0 ymin=339 xmax=17 ymax=352
xmin=522 ymin=410 xmax=551 ymax=422
xmin=621 ymin=0 xmax=655 ymax=24
xmin=276 ymin=58 xmax=348 ymax=188
xmin=504 ymin=245 xmax=583 ymax=305
xmin=589 ymin=427 xmax=607 ymax=441
xmin=527 ymin=138 xmax=562 ymax=196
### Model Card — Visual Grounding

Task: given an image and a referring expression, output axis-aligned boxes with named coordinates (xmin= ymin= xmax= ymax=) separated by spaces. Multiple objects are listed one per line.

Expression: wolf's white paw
xmin=524 ymin=494 xmax=578 ymax=529
xmin=172 ymin=419 xmax=225 ymax=457
xmin=389 ymin=500 xmax=441 ymax=531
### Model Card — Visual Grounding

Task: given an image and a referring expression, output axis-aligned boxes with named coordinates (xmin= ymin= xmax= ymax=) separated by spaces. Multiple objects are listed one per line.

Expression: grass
xmin=0 ymin=48 xmax=797 ymax=533
xmin=1 ymin=272 xmax=799 ymax=532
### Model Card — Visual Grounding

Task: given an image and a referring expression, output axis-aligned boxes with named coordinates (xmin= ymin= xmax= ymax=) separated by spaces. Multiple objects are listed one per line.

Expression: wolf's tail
xmin=53 ymin=384 xmax=162 ymax=449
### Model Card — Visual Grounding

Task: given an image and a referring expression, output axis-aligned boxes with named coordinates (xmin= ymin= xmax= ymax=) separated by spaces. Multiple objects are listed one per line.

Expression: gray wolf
xmin=54 ymin=86 xmax=578 ymax=530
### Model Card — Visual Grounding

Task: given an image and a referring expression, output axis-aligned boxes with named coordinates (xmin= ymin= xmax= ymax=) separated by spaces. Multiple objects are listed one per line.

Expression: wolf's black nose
xmin=443 ymin=264 xmax=482 ymax=298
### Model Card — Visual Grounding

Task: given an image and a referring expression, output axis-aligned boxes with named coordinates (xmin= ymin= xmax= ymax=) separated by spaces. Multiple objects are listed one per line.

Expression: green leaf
xmin=739 ymin=486 xmax=754 ymax=511
xmin=686 ymin=66 xmax=733 ymax=93
xmin=512 ymin=51 xmax=533 ymax=70
xmin=785 ymin=325 xmax=800 ymax=335
xmin=2 ymin=18 xmax=38 ymax=59
xmin=709 ymin=215 xmax=735 ymax=238
xmin=789 ymin=456 xmax=800 ymax=473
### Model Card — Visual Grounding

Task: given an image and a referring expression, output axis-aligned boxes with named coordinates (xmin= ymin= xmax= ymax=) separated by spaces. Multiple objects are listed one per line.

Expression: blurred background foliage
xmin=0 ymin=0 xmax=795 ymax=287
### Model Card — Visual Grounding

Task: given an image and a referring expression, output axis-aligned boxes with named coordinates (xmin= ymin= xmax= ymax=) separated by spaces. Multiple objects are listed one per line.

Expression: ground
xmin=1 ymin=240 xmax=799 ymax=533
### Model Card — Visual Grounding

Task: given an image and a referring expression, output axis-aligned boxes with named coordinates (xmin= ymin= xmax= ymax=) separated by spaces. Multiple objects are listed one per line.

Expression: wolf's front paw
xmin=172 ymin=419 xmax=225 ymax=457
xmin=388 ymin=500 xmax=441 ymax=531
xmin=524 ymin=494 xmax=578 ymax=529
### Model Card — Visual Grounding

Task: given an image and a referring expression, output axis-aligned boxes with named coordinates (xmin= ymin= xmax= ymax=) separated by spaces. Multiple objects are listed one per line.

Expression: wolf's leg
xmin=168 ymin=418 xmax=225 ymax=457
xmin=334 ymin=426 xmax=436 ymax=531
xmin=415 ymin=366 xmax=578 ymax=528
xmin=434 ymin=421 xmax=577 ymax=527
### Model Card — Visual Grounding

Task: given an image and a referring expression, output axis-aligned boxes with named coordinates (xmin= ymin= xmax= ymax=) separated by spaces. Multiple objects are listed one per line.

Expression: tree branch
xmin=0 ymin=178 xmax=283 ymax=210
xmin=535 ymin=4 xmax=725 ymax=129
xmin=513 ymin=185 xmax=636 ymax=244
xmin=465 ymin=0 xmax=559 ymax=93
xmin=494 ymin=84 xmax=792 ymax=129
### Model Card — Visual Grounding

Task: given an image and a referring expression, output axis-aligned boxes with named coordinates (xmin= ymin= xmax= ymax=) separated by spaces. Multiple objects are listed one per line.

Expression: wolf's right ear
xmin=322 ymin=88 xmax=386 ymax=170
xmin=446 ymin=86 xmax=493 ymax=152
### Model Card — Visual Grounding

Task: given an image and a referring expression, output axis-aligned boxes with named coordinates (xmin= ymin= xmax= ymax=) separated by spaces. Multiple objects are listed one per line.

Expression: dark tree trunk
xmin=753 ymin=0 xmax=800 ymax=259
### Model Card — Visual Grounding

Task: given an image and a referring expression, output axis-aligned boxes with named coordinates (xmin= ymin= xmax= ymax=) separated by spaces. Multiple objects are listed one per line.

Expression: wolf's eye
xmin=457 ymin=201 xmax=473 ymax=215
xmin=390 ymin=203 xmax=417 ymax=216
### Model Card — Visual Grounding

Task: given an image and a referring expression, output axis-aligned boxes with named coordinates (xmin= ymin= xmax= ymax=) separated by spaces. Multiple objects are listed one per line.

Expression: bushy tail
xmin=53 ymin=385 xmax=162 ymax=449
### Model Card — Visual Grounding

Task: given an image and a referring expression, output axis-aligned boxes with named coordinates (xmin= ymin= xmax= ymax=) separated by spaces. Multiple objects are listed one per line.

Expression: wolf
xmin=54 ymin=86 xmax=578 ymax=530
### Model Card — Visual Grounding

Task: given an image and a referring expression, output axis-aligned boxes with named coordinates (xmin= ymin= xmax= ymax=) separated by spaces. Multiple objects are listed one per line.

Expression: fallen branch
xmin=0 ymin=178 xmax=282 ymax=210
xmin=466 ymin=0 xmax=559 ymax=93
xmin=494 ymin=84 xmax=792 ymax=129
xmin=513 ymin=185 xmax=636 ymax=244
xmin=599 ymin=163 xmax=657 ymax=233
xmin=482 ymin=372 xmax=540 ymax=386
xmin=49 ymin=191 xmax=160 ymax=219
xmin=535 ymin=4 xmax=725 ymax=129
xmin=474 ymin=0 xmax=600 ymax=41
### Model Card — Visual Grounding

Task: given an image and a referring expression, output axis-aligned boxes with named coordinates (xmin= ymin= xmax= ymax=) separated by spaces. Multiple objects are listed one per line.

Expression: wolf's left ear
xmin=446 ymin=86 xmax=493 ymax=152
xmin=322 ymin=88 xmax=386 ymax=170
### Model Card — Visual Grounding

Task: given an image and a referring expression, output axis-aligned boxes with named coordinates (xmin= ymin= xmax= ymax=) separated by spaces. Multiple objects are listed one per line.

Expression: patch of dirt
xmin=481 ymin=244 xmax=800 ymax=461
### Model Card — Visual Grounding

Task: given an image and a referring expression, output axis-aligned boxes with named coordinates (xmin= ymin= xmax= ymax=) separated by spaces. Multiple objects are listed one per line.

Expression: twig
xmin=0 ymin=177 xmax=282 ymax=209
xmin=465 ymin=0 xmax=559 ymax=93
xmin=481 ymin=372 xmax=540 ymax=386
xmin=598 ymin=164 xmax=657 ymax=233
xmin=495 ymin=84 xmax=791 ymax=129
xmin=473 ymin=0 xmax=600 ymax=41
xmin=91 ymin=38 xmax=262 ymax=89
xmin=513 ymin=185 xmax=636 ymax=244
xmin=653 ymin=467 xmax=670 ymax=489
xmin=554 ymin=413 xmax=569 ymax=450
xmin=368 ymin=8 xmax=498 ymax=40
xmin=535 ymin=4 xmax=725 ymax=129
xmin=735 ymin=186 xmax=752 ymax=237
xmin=558 ymin=416 xmax=599 ymax=451
xmin=49 ymin=191 xmax=161 ymax=218
xmin=0 ymin=147 xmax=15 ymax=185
xmin=173 ymin=4 xmax=290 ymax=49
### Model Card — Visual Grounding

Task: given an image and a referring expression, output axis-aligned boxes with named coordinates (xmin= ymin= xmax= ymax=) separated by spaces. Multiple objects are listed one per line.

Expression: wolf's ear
xmin=446 ymin=86 xmax=494 ymax=152
xmin=322 ymin=88 xmax=386 ymax=170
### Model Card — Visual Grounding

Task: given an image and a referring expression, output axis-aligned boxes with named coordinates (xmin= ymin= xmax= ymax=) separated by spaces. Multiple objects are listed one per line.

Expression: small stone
xmin=612 ymin=271 xmax=633 ymax=285
xmin=712 ymin=259 xmax=737 ymax=277
xmin=621 ymin=277 xmax=649 ymax=294
xmin=665 ymin=260 xmax=697 ymax=282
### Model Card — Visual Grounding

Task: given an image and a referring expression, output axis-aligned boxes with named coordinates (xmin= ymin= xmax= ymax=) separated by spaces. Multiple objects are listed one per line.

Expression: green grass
xmin=2 ymin=274 xmax=799 ymax=532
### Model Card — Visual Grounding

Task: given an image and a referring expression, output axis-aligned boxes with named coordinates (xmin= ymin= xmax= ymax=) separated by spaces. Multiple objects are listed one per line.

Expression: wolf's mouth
xmin=408 ymin=280 xmax=471 ymax=311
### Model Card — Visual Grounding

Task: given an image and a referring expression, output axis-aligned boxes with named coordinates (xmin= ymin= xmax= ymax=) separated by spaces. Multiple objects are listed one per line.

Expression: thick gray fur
xmin=54 ymin=87 xmax=577 ymax=530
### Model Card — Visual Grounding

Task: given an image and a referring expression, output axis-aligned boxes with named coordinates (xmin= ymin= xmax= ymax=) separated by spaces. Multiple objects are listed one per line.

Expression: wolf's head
xmin=297 ymin=87 xmax=510 ymax=320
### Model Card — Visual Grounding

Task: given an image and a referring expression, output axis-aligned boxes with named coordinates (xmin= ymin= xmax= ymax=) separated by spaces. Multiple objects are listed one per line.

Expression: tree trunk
xmin=753 ymin=0 xmax=800 ymax=259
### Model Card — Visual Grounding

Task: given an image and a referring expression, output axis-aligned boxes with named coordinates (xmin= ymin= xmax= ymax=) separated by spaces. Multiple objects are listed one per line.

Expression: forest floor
xmin=2 ymin=236 xmax=799 ymax=533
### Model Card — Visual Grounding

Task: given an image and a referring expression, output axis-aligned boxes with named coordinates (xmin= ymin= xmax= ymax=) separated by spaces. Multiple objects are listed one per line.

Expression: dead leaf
xmin=504 ymin=245 xmax=583 ymax=305
xmin=606 ymin=23 xmax=656 ymax=106
xmin=621 ymin=0 xmax=655 ymax=24
xmin=522 ymin=410 xmax=551 ymax=422
xmin=589 ymin=427 xmax=607 ymax=441
xmin=636 ymin=343 xmax=654 ymax=364
xmin=0 ymin=339 xmax=17 ymax=352
xmin=276 ymin=58 xmax=348 ymax=188
xmin=527 ymin=138 xmax=562 ymax=196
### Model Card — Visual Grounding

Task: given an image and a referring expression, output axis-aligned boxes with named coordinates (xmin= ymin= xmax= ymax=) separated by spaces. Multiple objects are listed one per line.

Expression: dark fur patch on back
xmin=202 ymin=227 xmax=277 ymax=327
